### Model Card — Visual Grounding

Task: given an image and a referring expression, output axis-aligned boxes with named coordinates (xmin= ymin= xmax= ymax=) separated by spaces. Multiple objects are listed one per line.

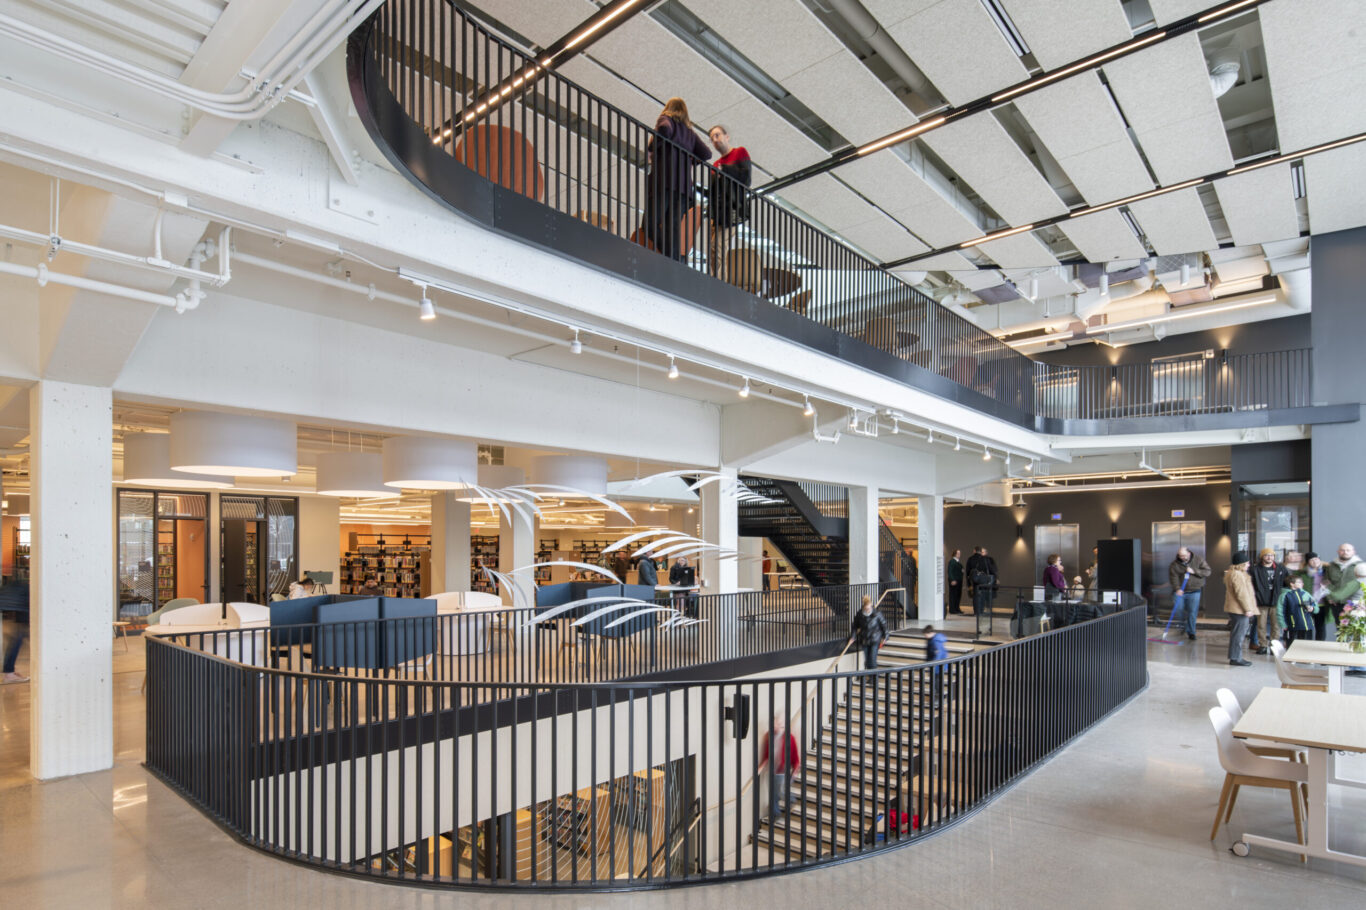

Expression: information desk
xmin=1232 ymin=687 xmax=1366 ymax=867
xmin=1283 ymin=639 xmax=1366 ymax=694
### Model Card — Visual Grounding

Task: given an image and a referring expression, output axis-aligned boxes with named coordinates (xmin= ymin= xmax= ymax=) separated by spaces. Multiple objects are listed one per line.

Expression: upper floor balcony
xmin=347 ymin=1 xmax=1347 ymax=437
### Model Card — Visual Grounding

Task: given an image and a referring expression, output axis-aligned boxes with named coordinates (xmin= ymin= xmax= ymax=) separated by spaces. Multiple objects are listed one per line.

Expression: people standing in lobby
xmin=964 ymin=545 xmax=984 ymax=599
xmin=1280 ymin=574 xmax=1317 ymax=644
xmin=1224 ymin=551 xmax=1258 ymax=667
xmin=644 ymin=97 xmax=711 ymax=261
xmin=848 ymin=594 xmax=888 ymax=669
xmin=705 ymin=124 xmax=750 ymax=280
xmin=946 ymin=548 xmax=964 ymax=614
xmin=1248 ymin=548 xmax=1286 ymax=652
xmin=1167 ymin=547 xmax=1212 ymax=641
xmin=1042 ymin=554 xmax=1067 ymax=602
xmin=0 ymin=579 xmax=29 ymax=684
xmin=1297 ymin=551 xmax=1330 ymax=640
xmin=636 ymin=553 xmax=658 ymax=588
xmin=970 ymin=547 xmax=997 ymax=615
xmin=1322 ymin=542 xmax=1361 ymax=635
xmin=611 ymin=548 xmax=631 ymax=584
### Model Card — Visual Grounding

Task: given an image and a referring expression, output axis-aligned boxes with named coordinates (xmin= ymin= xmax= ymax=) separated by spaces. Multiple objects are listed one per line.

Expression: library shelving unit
xmin=156 ymin=524 xmax=176 ymax=605
xmin=339 ymin=535 xmax=432 ymax=598
xmin=470 ymin=535 xmax=500 ymax=593
xmin=535 ymin=538 xmax=557 ymax=583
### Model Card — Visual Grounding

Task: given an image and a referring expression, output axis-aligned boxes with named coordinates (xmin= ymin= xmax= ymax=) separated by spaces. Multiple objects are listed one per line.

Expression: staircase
xmin=738 ymin=477 xmax=848 ymax=588
xmin=753 ymin=630 xmax=990 ymax=858
xmin=878 ymin=519 xmax=918 ymax=621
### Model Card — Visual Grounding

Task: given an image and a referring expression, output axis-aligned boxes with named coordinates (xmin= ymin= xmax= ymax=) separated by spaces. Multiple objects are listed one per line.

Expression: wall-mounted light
xmin=1017 ymin=524 xmax=1024 ymax=539
xmin=1111 ymin=522 xmax=1119 ymax=537
xmin=1221 ymin=518 xmax=1230 ymax=537
xmin=738 ymin=377 xmax=751 ymax=398
xmin=667 ymin=355 xmax=679 ymax=379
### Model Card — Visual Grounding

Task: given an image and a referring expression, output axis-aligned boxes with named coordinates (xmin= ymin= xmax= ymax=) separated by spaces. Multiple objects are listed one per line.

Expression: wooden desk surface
xmin=1233 ymin=687 xmax=1366 ymax=752
xmin=1284 ymin=639 xmax=1366 ymax=669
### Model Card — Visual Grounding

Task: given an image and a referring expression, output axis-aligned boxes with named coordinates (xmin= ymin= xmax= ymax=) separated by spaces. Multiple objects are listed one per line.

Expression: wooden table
xmin=1232 ymin=686 xmax=1366 ymax=867
xmin=1284 ymin=639 xmax=1366 ymax=693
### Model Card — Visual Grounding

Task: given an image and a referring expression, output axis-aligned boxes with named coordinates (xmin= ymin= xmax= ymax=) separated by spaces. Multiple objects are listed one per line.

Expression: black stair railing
xmin=739 ymin=477 xmax=849 ymax=592
xmin=878 ymin=519 xmax=918 ymax=621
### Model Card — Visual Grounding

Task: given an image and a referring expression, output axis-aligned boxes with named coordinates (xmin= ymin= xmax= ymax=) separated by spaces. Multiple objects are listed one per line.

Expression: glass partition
xmin=117 ymin=489 xmax=209 ymax=626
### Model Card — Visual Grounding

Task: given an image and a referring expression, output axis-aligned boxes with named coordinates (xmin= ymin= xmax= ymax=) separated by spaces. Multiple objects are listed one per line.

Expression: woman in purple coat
xmin=645 ymin=97 xmax=711 ymax=261
xmin=1043 ymin=554 xmax=1067 ymax=602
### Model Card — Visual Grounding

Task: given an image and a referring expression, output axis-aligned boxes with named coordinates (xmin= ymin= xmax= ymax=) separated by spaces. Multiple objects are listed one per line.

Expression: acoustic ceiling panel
xmin=785 ymin=50 xmax=916 ymax=148
xmin=1304 ymin=142 xmax=1366 ymax=235
xmin=776 ymin=174 xmax=878 ymax=231
xmin=1012 ymin=73 xmax=1153 ymax=204
xmin=879 ymin=0 xmax=1030 ymax=106
xmin=482 ymin=0 xmax=595 ymax=47
xmin=976 ymin=231 xmax=1060 ymax=269
xmin=997 ymin=0 xmax=1133 ymax=71
xmin=1126 ymin=188 xmax=1218 ymax=255
xmin=1260 ymin=0 xmax=1366 ymax=149
xmin=705 ymin=96 xmax=828 ymax=181
xmin=558 ymin=57 xmax=659 ymax=125
xmin=1057 ymin=209 xmax=1148 ymax=261
xmin=904 ymin=251 xmax=977 ymax=271
xmin=1212 ymin=163 xmax=1301 ymax=247
xmin=921 ymin=111 xmax=1069 ymax=225
xmin=838 ymin=212 xmax=929 ymax=262
xmin=681 ymin=0 xmax=842 ymax=82
xmin=1145 ymin=0 xmax=1215 ymax=25
xmin=1104 ymin=33 xmax=1233 ymax=183
xmin=590 ymin=17 xmax=748 ymax=125
xmin=839 ymin=154 xmax=984 ymax=248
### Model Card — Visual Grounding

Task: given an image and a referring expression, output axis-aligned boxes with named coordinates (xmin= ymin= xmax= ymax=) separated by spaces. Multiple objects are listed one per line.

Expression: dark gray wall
xmin=945 ymin=481 xmax=1235 ymax=614
xmin=1230 ymin=441 xmax=1311 ymax=484
xmin=1309 ymin=228 xmax=1366 ymax=549
xmin=1034 ymin=315 xmax=1310 ymax=367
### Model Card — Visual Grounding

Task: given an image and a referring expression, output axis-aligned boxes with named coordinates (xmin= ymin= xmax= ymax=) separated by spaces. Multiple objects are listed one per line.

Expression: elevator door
xmin=1151 ymin=521 xmax=1206 ymax=590
xmin=1034 ymin=524 xmax=1080 ymax=586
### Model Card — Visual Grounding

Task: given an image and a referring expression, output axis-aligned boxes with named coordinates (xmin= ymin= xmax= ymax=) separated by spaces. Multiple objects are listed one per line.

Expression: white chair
xmin=1270 ymin=640 xmax=1329 ymax=691
xmin=1214 ymin=688 xmax=1304 ymax=762
xmin=1208 ymin=706 xmax=1308 ymax=860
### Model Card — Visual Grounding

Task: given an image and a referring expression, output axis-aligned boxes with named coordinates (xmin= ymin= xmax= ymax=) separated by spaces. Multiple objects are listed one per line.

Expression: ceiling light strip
xmin=959 ymin=223 xmax=1035 ymax=249
xmin=989 ymin=31 xmax=1168 ymax=103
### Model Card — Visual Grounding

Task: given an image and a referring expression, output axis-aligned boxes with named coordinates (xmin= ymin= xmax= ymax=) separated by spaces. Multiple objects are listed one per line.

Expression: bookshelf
xmin=535 ymin=538 xmax=557 ymax=582
xmin=156 ymin=523 xmax=176 ymax=605
xmin=573 ymin=539 xmax=607 ymax=566
xmin=471 ymin=535 xmax=500 ymax=593
xmin=339 ymin=536 xmax=431 ymax=598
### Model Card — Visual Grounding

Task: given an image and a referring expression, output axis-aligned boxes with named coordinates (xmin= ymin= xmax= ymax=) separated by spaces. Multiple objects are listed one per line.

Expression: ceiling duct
xmin=1207 ymin=44 xmax=1242 ymax=99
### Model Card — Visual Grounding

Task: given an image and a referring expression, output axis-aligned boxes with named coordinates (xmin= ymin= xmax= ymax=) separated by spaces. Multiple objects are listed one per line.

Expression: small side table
xmin=112 ymin=621 xmax=130 ymax=652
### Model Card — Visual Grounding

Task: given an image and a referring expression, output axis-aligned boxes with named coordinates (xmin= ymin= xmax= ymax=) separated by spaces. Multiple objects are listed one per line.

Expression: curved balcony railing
xmin=348 ymin=2 xmax=1316 ymax=432
xmin=145 ymin=587 xmax=1146 ymax=890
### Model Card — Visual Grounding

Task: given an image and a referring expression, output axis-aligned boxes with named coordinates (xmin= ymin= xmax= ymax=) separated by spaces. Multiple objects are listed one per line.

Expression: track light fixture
xmin=1025 ymin=460 xmax=1035 ymax=472
xmin=569 ymin=329 xmax=582 ymax=354
xmin=738 ymin=377 xmax=750 ymax=398
xmin=1099 ymin=270 xmax=1109 ymax=298
xmin=1180 ymin=261 xmax=1191 ymax=285
xmin=983 ymin=448 xmax=992 ymax=461
xmin=1028 ymin=277 xmax=1039 ymax=300
xmin=418 ymin=290 xmax=435 ymax=321
xmin=954 ymin=438 xmax=961 ymax=451
xmin=848 ymin=409 xmax=859 ymax=429
xmin=802 ymin=396 xmax=814 ymax=417
xmin=667 ymin=356 xmax=679 ymax=379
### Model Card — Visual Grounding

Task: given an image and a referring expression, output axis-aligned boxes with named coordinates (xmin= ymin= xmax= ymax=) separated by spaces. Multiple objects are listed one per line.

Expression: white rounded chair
xmin=1214 ymin=688 xmax=1305 ymax=762
xmin=1208 ymin=705 xmax=1308 ymax=860
xmin=1269 ymin=640 xmax=1329 ymax=691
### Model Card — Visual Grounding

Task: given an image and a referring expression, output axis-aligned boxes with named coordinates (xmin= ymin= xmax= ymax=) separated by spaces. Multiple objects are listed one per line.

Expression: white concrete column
xmin=498 ymin=507 xmax=534 ymax=608
xmin=699 ymin=468 xmax=738 ymax=592
xmin=30 ymin=381 xmax=113 ymax=779
xmin=738 ymin=536 xmax=764 ymax=591
xmin=429 ymin=492 xmax=471 ymax=594
xmin=848 ymin=485 xmax=880 ymax=586
xmin=299 ymin=496 xmax=340 ymax=591
xmin=917 ymin=494 xmax=945 ymax=622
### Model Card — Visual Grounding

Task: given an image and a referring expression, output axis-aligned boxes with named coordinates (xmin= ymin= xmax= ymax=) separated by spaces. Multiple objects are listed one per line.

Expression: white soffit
xmin=838 ymin=212 xmax=930 ymax=262
xmin=1103 ymin=33 xmax=1233 ymax=183
xmin=777 ymin=174 xmax=879 ymax=231
xmin=486 ymin=0 xmax=594 ymax=47
xmin=1057 ymin=209 xmax=1148 ymax=261
xmin=976 ymin=231 xmax=1060 ymax=269
xmin=1260 ymin=0 xmax=1366 ymax=148
xmin=997 ymin=0 xmax=1133 ymax=71
xmin=1126 ymin=188 xmax=1218 ymax=255
xmin=558 ymin=57 xmax=659 ymax=124
xmin=785 ymin=51 xmax=916 ymax=147
xmin=590 ymin=17 xmax=747 ymax=125
xmin=1012 ymin=73 xmax=1152 ymax=204
xmin=921 ymin=112 xmax=1069 ymax=225
xmin=1304 ymin=142 xmax=1366 ymax=235
xmin=1145 ymin=0 xmax=1210 ymax=25
xmin=880 ymin=0 xmax=1030 ymax=106
xmin=681 ymin=0 xmax=842 ymax=82
xmin=1212 ymin=163 xmax=1301 ymax=247
xmin=839 ymin=155 xmax=984 ymax=249
xmin=706 ymin=97 xmax=827 ymax=181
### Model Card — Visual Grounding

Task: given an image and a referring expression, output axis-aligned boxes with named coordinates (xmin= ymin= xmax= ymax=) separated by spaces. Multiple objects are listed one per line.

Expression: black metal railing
xmin=796 ymin=482 xmax=848 ymax=519
xmin=145 ymin=592 xmax=1146 ymax=889
xmin=878 ymin=519 xmax=917 ymax=620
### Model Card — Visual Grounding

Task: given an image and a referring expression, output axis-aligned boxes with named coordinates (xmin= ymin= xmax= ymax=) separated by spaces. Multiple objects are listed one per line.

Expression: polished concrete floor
xmin=1 ymin=629 xmax=1365 ymax=908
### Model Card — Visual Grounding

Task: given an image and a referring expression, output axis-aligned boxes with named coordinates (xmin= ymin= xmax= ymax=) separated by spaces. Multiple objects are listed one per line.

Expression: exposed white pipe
xmin=0 ymin=260 xmax=189 ymax=309
xmin=0 ymin=220 xmax=229 ymax=287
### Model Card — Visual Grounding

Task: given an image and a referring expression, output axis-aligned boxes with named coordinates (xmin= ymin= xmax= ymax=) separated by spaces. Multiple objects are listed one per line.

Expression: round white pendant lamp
xmin=123 ymin=432 xmax=234 ymax=488
xmin=314 ymin=452 xmax=398 ymax=497
xmin=532 ymin=455 xmax=607 ymax=496
xmin=381 ymin=436 xmax=477 ymax=489
xmin=169 ymin=411 xmax=297 ymax=477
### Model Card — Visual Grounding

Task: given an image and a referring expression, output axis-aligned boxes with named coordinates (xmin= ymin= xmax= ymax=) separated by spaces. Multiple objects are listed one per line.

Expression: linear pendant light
xmin=169 ymin=411 xmax=297 ymax=477
xmin=381 ymin=436 xmax=477 ymax=489
xmin=123 ymin=432 xmax=234 ymax=488
xmin=315 ymin=451 xmax=398 ymax=497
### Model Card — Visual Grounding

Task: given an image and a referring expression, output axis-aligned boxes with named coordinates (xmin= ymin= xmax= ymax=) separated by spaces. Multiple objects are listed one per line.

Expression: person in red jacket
xmin=759 ymin=713 xmax=801 ymax=818
xmin=706 ymin=124 xmax=751 ymax=280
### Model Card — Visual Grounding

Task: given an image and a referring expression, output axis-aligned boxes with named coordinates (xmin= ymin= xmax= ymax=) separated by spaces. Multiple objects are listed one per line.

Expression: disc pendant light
xmin=169 ymin=411 xmax=297 ymax=477
xmin=381 ymin=436 xmax=478 ymax=489
xmin=123 ymin=432 xmax=233 ymax=488
xmin=314 ymin=452 xmax=398 ymax=497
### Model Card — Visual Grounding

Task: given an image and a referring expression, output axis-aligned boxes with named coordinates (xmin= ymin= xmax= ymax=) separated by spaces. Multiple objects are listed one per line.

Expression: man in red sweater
xmin=706 ymin=125 xmax=752 ymax=281
xmin=759 ymin=712 xmax=801 ymax=818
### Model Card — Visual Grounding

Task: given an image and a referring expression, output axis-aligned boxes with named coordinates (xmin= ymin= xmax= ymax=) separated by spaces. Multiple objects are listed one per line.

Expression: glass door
xmin=117 ymin=489 xmax=209 ymax=626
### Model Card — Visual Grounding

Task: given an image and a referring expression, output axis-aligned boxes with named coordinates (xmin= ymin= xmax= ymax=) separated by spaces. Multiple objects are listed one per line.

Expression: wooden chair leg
xmin=1211 ymin=774 xmax=1234 ymax=840
xmin=1225 ymin=783 xmax=1241 ymax=823
xmin=1289 ymin=785 xmax=1306 ymax=863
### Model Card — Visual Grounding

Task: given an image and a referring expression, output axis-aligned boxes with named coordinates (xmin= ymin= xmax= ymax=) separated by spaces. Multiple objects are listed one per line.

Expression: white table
xmin=1284 ymin=639 xmax=1366 ymax=693
xmin=434 ymin=593 xmax=510 ymax=655
xmin=1232 ymin=687 xmax=1366 ymax=867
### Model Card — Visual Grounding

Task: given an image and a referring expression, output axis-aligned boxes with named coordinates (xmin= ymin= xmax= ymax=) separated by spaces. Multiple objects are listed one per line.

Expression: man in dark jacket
xmin=1248 ymin=548 xmax=1286 ymax=652
xmin=1167 ymin=547 xmax=1212 ymax=641
xmin=848 ymin=595 xmax=889 ymax=669
xmin=705 ymin=125 xmax=751 ymax=280
xmin=636 ymin=555 xmax=658 ymax=589
xmin=970 ymin=547 xmax=998 ymax=615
